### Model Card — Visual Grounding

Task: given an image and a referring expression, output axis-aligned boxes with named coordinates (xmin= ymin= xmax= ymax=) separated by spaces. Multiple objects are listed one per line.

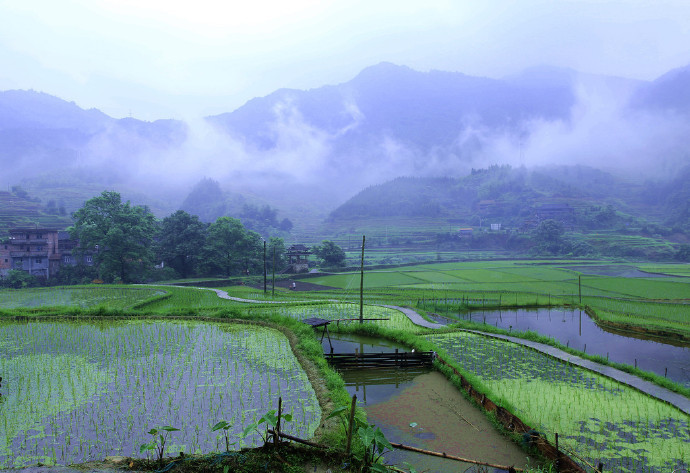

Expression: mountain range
xmin=1 ymin=62 xmax=689 ymax=231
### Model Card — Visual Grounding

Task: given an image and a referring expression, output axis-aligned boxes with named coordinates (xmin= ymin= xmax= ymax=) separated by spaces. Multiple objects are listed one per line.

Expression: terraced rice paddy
xmin=0 ymin=286 xmax=166 ymax=309
xmin=426 ymin=331 xmax=690 ymax=473
xmin=0 ymin=320 xmax=320 ymax=468
xmin=268 ymin=302 xmax=418 ymax=331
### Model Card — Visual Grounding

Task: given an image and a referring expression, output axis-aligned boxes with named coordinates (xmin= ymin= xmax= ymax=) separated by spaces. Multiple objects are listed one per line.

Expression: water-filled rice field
xmin=0 ymin=320 xmax=320 ymax=468
xmin=426 ymin=331 xmax=689 ymax=473
xmin=0 ymin=286 xmax=166 ymax=309
xmin=266 ymin=302 xmax=419 ymax=331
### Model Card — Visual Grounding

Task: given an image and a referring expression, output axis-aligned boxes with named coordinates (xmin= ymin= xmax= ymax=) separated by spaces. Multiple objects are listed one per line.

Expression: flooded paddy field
xmin=324 ymin=334 xmax=533 ymax=473
xmin=463 ymin=308 xmax=690 ymax=388
xmin=427 ymin=331 xmax=690 ymax=473
xmin=0 ymin=319 xmax=320 ymax=468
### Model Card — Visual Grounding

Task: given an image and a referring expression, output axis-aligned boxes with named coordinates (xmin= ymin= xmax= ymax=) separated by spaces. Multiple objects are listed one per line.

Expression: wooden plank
xmin=302 ymin=317 xmax=331 ymax=327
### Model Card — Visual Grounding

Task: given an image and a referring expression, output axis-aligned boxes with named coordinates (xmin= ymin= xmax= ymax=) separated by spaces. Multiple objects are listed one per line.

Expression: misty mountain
xmin=631 ymin=64 xmax=690 ymax=114
xmin=0 ymin=90 xmax=188 ymax=207
xmin=2 ymin=61 xmax=690 ymax=229
xmin=207 ymin=62 xmax=580 ymax=157
xmin=327 ymin=164 xmax=673 ymax=231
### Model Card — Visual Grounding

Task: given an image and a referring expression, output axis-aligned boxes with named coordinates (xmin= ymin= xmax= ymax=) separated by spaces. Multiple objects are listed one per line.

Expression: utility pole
xmin=272 ymin=245 xmax=276 ymax=297
xmin=263 ymin=240 xmax=267 ymax=295
xmin=359 ymin=235 xmax=365 ymax=324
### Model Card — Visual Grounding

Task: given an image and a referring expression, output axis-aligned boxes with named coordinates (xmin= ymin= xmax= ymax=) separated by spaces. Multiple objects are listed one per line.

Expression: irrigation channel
xmin=457 ymin=308 xmax=690 ymax=389
xmin=322 ymin=333 xmax=533 ymax=473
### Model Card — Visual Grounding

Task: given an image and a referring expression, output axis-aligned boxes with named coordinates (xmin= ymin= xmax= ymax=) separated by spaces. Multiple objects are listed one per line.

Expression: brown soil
xmin=365 ymin=371 xmax=532 ymax=472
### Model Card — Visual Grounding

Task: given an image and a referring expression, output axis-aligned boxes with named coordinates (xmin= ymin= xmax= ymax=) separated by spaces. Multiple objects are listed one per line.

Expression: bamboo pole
xmin=267 ymin=430 xmax=327 ymax=449
xmin=389 ymin=442 xmax=523 ymax=471
xmin=275 ymin=396 xmax=282 ymax=445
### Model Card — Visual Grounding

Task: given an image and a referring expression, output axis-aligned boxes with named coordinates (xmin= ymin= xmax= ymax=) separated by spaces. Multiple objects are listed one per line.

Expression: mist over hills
xmin=1 ymin=62 xmax=689 ymax=233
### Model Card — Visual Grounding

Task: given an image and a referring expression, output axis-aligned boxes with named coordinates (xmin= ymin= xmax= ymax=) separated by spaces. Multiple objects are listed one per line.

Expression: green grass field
xmin=304 ymin=260 xmax=690 ymax=338
xmin=0 ymin=286 xmax=167 ymax=310
xmin=1 ymin=259 xmax=688 ymax=472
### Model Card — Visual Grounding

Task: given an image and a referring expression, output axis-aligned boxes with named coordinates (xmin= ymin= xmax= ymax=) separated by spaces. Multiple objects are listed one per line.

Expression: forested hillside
xmin=327 ymin=164 xmax=684 ymax=233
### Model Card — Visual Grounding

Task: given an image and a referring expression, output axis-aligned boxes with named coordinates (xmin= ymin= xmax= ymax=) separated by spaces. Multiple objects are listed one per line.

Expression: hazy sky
xmin=1 ymin=0 xmax=689 ymax=121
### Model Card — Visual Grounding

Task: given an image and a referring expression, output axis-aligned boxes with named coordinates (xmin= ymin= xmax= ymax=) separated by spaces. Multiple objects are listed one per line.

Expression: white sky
xmin=1 ymin=0 xmax=689 ymax=121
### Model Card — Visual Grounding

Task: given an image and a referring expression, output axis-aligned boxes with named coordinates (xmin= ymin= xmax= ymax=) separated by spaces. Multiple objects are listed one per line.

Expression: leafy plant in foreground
xmin=211 ymin=421 xmax=237 ymax=452
xmin=140 ymin=426 xmax=180 ymax=464
xmin=326 ymin=402 xmax=393 ymax=472
xmin=242 ymin=406 xmax=294 ymax=447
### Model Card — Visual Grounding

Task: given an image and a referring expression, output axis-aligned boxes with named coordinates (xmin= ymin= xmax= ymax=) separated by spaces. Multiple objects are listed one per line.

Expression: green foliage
xmin=240 ymin=203 xmax=293 ymax=237
xmin=242 ymin=408 xmax=294 ymax=447
xmin=268 ymin=237 xmax=288 ymax=272
xmin=326 ymin=401 xmax=393 ymax=472
xmin=0 ymin=270 xmax=40 ymax=289
xmin=312 ymin=240 xmax=346 ymax=267
xmin=202 ymin=217 xmax=263 ymax=277
xmin=71 ymin=191 xmax=156 ymax=283
xmin=139 ymin=426 xmax=180 ymax=463
xmin=674 ymin=244 xmax=690 ymax=262
xmin=179 ymin=177 xmax=226 ymax=223
xmin=531 ymin=219 xmax=570 ymax=255
xmin=211 ymin=421 xmax=237 ymax=452
xmin=156 ymin=210 xmax=208 ymax=278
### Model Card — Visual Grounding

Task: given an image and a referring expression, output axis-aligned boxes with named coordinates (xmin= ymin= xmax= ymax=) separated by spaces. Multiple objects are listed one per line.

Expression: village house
xmin=0 ymin=228 xmax=93 ymax=280
xmin=286 ymin=244 xmax=311 ymax=273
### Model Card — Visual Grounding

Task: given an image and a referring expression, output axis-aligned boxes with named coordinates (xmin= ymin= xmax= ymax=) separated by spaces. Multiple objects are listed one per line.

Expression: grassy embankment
xmin=3 ymin=262 xmax=689 ymax=472
xmin=303 ymin=260 xmax=690 ymax=340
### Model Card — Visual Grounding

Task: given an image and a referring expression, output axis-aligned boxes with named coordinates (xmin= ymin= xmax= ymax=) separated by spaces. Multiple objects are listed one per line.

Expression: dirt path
xmin=199 ymin=286 xmax=690 ymax=414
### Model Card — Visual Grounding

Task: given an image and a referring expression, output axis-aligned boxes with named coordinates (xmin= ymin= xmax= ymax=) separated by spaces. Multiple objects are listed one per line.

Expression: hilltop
xmin=1 ymin=62 xmax=690 ymax=240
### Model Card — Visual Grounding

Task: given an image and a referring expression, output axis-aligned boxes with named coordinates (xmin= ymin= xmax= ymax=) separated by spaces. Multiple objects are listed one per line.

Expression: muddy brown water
xmin=324 ymin=334 xmax=533 ymax=473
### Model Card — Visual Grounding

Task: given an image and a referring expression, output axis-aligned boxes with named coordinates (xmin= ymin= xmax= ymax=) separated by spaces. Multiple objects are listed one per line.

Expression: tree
xmin=202 ymin=217 xmax=262 ymax=277
xmin=267 ymin=237 xmax=287 ymax=272
xmin=313 ymin=240 xmax=346 ymax=267
xmin=156 ymin=210 xmax=207 ymax=278
xmin=531 ymin=219 xmax=571 ymax=255
xmin=71 ymin=191 xmax=156 ymax=283
xmin=180 ymin=178 xmax=226 ymax=223
xmin=675 ymin=244 xmax=690 ymax=262
xmin=0 ymin=270 xmax=39 ymax=289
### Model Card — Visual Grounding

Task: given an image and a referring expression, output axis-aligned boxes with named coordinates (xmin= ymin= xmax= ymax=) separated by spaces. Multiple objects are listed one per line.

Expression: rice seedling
xmin=0 ymin=286 xmax=166 ymax=310
xmin=0 ymin=319 xmax=320 ymax=468
xmin=265 ymin=302 xmax=418 ymax=331
xmin=426 ymin=331 xmax=690 ymax=473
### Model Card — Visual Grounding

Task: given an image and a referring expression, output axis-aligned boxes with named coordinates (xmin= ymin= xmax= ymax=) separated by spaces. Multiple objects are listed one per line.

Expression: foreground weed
xmin=140 ymin=426 xmax=180 ymax=464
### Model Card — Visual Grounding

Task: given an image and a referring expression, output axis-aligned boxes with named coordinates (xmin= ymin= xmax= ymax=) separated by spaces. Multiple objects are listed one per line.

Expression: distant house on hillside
xmin=0 ymin=228 xmax=93 ymax=280
xmin=535 ymin=203 xmax=575 ymax=222
xmin=286 ymin=244 xmax=311 ymax=273
xmin=534 ymin=203 xmax=576 ymax=229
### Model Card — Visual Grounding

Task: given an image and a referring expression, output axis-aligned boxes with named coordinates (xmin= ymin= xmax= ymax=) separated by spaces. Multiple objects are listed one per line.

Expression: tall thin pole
xmin=578 ymin=275 xmax=582 ymax=305
xmin=360 ymin=235 xmax=365 ymax=324
xmin=272 ymin=245 xmax=276 ymax=297
xmin=263 ymin=240 xmax=267 ymax=294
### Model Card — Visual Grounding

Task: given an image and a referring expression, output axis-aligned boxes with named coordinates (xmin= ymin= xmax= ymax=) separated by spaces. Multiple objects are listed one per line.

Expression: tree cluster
xmin=67 ymin=191 xmax=289 ymax=283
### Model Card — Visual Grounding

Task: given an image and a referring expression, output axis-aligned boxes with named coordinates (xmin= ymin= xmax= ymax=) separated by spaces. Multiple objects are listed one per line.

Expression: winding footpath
xmin=199 ymin=287 xmax=690 ymax=415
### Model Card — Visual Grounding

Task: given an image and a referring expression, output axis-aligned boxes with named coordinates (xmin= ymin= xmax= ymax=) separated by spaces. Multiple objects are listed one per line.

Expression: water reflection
xmin=461 ymin=308 xmax=690 ymax=388
xmin=321 ymin=334 xmax=531 ymax=473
